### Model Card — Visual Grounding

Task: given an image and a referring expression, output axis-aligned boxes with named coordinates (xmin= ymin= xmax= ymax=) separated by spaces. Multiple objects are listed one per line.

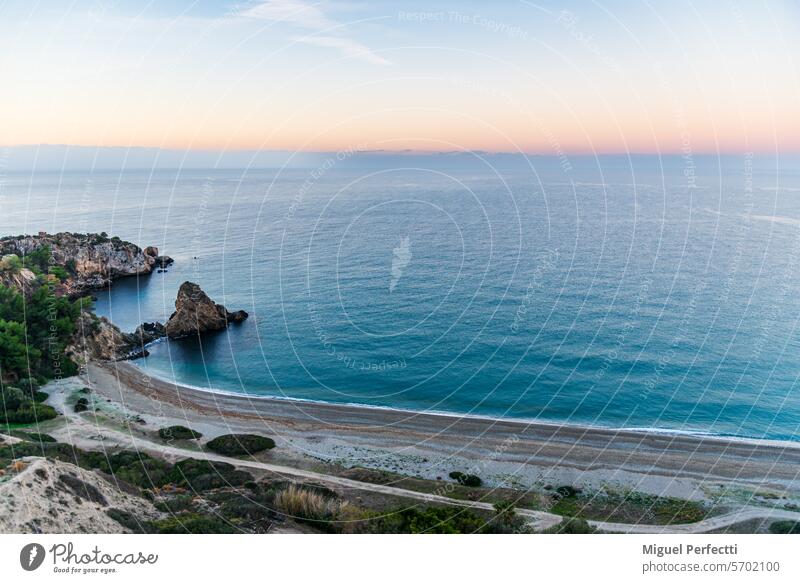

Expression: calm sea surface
xmin=3 ymin=159 xmax=800 ymax=440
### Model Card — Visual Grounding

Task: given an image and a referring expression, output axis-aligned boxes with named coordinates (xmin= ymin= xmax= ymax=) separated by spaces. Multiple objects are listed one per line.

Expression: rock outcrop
xmin=68 ymin=312 xmax=166 ymax=362
xmin=0 ymin=255 xmax=37 ymax=296
xmin=0 ymin=232 xmax=160 ymax=297
xmin=165 ymin=281 xmax=248 ymax=339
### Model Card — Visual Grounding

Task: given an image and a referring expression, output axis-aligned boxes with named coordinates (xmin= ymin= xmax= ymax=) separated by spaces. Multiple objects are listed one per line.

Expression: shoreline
xmin=74 ymin=360 xmax=800 ymax=498
xmin=131 ymin=361 xmax=800 ymax=450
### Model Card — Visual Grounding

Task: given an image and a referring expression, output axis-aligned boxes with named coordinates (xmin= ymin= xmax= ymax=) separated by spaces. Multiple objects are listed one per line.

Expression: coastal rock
xmin=0 ymin=256 xmax=37 ymax=296
xmin=68 ymin=312 xmax=164 ymax=362
xmin=0 ymin=232 xmax=161 ymax=297
xmin=69 ymin=311 xmax=135 ymax=362
xmin=165 ymin=281 xmax=248 ymax=339
xmin=227 ymin=309 xmax=249 ymax=323
xmin=133 ymin=322 xmax=166 ymax=345
xmin=154 ymin=255 xmax=174 ymax=268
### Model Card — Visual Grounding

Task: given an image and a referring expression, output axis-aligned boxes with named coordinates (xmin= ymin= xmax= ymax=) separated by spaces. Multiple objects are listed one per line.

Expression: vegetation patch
xmin=205 ymin=434 xmax=275 ymax=456
xmin=448 ymin=471 xmax=483 ymax=487
xmin=551 ymin=489 xmax=707 ymax=525
xmin=358 ymin=505 xmax=529 ymax=534
xmin=0 ymin=385 xmax=58 ymax=424
xmin=168 ymin=458 xmax=252 ymax=491
xmin=158 ymin=425 xmax=202 ymax=441
xmin=6 ymin=431 xmax=56 ymax=443
xmin=274 ymin=483 xmax=343 ymax=524
xmin=769 ymin=520 xmax=800 ymax=534
xmin=0 ymin=257 xmax=82 ymax=382
xmin=106 ymin=509 xmax=156 ymax=533
xmin=544 ymin=517 xmax=596 ymax=534
xmin=150 ymin=513 xmax=238 ymax=534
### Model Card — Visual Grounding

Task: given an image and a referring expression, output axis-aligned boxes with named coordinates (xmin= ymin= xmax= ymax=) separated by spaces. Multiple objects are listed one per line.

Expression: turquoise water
xmin=3 ymin=158 xmax=800 ymax=440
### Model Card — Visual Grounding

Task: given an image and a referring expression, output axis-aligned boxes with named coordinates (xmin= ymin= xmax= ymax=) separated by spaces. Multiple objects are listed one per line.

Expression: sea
xmin=3 ymin=155 xmax=800 ymax=441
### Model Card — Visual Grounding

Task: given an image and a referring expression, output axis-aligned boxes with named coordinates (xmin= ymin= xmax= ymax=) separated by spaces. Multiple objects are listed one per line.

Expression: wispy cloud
xmin=241 ymin=0 xmax=388 ymax=65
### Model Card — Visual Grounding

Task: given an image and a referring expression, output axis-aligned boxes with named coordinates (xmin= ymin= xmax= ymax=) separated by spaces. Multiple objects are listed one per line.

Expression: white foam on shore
xmin=129 ymin=362 xmax=800 ymax=450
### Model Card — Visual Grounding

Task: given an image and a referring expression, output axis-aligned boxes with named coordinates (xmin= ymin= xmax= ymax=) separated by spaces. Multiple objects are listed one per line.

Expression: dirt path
xmin=590 ymin=506 xmax=800 ymax=534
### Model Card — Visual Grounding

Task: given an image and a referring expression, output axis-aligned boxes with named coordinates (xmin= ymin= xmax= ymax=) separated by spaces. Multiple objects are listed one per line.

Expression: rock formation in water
xmin=0 ymin=232 xmax=162 ymax=297
xmin=165 ymin=281 xmax=248 ymax=339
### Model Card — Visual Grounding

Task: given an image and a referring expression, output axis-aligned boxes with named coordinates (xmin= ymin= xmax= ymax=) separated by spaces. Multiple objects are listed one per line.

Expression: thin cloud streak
xmin=242 ymin=0 xmax=389 ymax=65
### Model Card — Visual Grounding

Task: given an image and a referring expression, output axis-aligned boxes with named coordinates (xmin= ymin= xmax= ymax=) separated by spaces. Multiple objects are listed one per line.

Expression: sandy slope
xmin=0 ymin=455 xmax=160 ymax=534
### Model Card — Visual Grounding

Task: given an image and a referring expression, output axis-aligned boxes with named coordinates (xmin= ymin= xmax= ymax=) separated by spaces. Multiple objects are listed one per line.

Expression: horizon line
xmin=4 ymin=143 xmax=800 ymax=158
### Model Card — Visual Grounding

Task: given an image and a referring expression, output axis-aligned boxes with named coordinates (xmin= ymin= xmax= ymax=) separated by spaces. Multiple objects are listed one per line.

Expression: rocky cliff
xmin=0 ymin=232 xmax=166 ymax=297
xmin=68 ymin=312 xmax=166 ymax=363
xmin=165 ymin=281 xmax=248 ymax=339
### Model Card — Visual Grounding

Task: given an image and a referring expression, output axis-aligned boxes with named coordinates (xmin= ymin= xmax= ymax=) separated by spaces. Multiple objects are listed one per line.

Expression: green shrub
xmin=158 ymin=425 xmax=202 ymax=441
xmin=205 ymin=434 xmax=275 ymax=456
xmin=546 ymin=517 xmax=596 ymax=534
xmin=1 ymin=386 xmax=26 ymax=411
xmin=32 ymin=391 xmax=49 ymax=403
xmin=151 ymin=514 xmax=237 ymax=534
xmin=49 ymin=266 xmax=68 ymax=281
xmin=74 ymin=397 xmax=90 ymax=412
xmin=106 ymin=509 xmax=156 ymax=533
xmin=154 ymin=494 xmax=196 ymax=513
xmin=364 ymin=506 xmax=501 ymax=534
xmin=448 ymin=471 xmax=482 ymax=487
xmin=769 ymin=520 xmax=800 ymax=534
xmin=12 ymin=431 xmax=56 ymax=443
xmin=1 ymin=402 xmax=57 ymax=424
xmin=85 ymin=450 xmax=173 ymax=489
xmin=0 ymin=279 xmax=81 ymax=381
xmin=168 ymin=458 xmax=252 ymax=491
xmin=555 ymin=485 xmax=581 ymax=498
xmin=217 ymin=492 xmax=275 ymax=524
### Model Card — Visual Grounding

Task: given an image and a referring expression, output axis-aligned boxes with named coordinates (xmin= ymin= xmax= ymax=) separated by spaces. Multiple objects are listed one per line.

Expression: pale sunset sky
xmin=1 ymin=0 xmax=799 ymax=154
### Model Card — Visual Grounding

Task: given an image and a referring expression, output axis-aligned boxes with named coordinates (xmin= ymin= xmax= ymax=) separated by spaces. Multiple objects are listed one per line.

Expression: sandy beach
xmin=63 ymin=361 xmax=800 ymax=501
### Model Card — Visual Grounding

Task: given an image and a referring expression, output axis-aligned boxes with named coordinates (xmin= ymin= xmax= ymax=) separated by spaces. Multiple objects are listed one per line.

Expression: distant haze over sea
xmin=2 ymin=144 xmax=799 ymax=174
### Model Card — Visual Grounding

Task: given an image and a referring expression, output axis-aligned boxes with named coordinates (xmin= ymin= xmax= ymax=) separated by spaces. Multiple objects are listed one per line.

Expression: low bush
xmin=2 ymin=402 xmax=58 ymax=424
xmin=555 ymin=485 xmax=581 ymax=498
xmin=150 ymin=513 xmax=238 ymax=534
xmin=363 ymin=506 xmax=507 ymax=534
xmin=154 ymin=494 xmax=196 ymax=514
xmin=106 ymin=509 xmax=156 ymax=533
xmin=168 ymin=458 xmax=252 ymax=491
xmin=546 ymin=517 xmax=596 ymax=534
xmin=158 ymin=425 xmax=202 ymax=441
xmin=769 ymin=520 xmax=800 ymax=534
xmin=448 ymin=471 xmax=482 ymax=487
xmin=31 ymin=391 xmax=49 ymax=403
xmin=11 ymin=431 xmax=56 ymax=443
xmin=74 ymin=397 xmax=90 ymax=413
xmin=205 ymin=434 xmax=275 ymax=456
xmin=85 ymin=450 xmax=173 ymax=489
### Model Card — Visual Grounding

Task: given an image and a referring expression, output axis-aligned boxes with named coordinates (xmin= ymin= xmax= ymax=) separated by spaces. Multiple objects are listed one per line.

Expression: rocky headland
xmin=0 ymin=231 xmax=171 ymax=297
xmin=0 ymin=231 xmax=247 ymax=363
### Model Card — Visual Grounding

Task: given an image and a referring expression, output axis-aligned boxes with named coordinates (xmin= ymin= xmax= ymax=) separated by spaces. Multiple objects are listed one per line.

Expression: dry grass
xmin=274 ymin=484 xmax=346 ymax=521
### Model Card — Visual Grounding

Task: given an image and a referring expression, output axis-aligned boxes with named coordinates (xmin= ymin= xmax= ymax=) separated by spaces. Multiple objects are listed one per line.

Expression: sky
xmin=1 ymin=0 xmax=799 ymax=155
